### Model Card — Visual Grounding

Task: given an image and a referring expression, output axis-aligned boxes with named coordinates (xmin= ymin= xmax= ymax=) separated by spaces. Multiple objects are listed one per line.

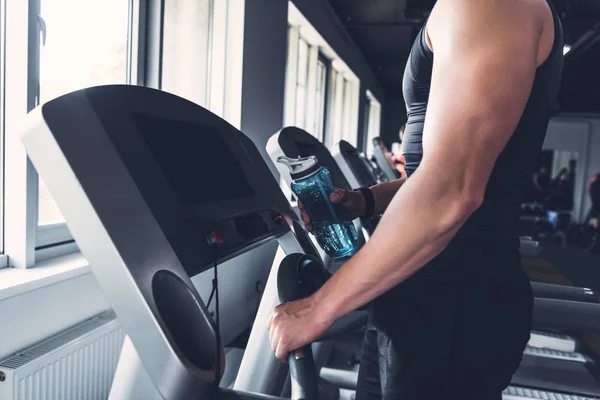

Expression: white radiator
xmin=0 ymin=312 xmax=125 ymax=400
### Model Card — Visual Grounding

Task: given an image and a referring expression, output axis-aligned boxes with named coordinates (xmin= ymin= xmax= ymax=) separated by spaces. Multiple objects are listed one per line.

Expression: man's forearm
xmin=315 ymin=166 xmax=480 ymax=321
xmin=370 ymin=177 xmax=406 ymax=214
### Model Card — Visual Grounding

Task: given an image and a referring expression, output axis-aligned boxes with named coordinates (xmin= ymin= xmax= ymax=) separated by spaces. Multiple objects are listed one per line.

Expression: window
xmin=284 ymin=11 xmax=330 ymax=142
xmin=0 ymin=0 xmax=6 ymax=257
xmin=161 ymin=0 xmax=245 ymax=128
xmin=312 ymin=59 xmax=327 ymax=140
xmin=341 ymin=78 xmax=352 ymax=142
xmin=327 ymin=68 xmax=359 ymax=149
xmin=161 ymin=0 xmax=211 ymax=107
xmin=37 ymin=0 xmax=131 ymax=226
xmin=2 ymin=0 xmax=244 ymax=268
xmin=365 ymin=92 xmax=382 ymax=158
xmin=294 ymin=37 xmax=309 ymax=130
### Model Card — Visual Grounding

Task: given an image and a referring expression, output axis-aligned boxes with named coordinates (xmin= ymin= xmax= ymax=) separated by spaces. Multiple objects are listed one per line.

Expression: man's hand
xmin=266 ymin=296 xmax=334 ymax=362
xmin=299 ymin=189 xmax=366 ymax=232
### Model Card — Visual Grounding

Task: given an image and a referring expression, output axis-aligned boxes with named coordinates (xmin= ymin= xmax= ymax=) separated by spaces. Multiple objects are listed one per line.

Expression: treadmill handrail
xmin=533 ymin=297 xmax=600 ymax=332
xmin=531 ymin=282 xmax=599 ymax=303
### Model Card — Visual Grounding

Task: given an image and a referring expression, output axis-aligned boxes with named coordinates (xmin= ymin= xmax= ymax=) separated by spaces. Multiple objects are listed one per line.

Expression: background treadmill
xmin=371 ymin=137 xmax=399 ymax=182
xmin=267 ymin=127 xmax=377 ymax=240
xmin=332 ymin=140 xmax=379 ymax=189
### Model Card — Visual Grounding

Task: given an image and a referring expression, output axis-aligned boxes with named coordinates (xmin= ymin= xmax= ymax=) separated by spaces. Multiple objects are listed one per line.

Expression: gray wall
xmin=240 ymin=0 xmax=290 ymax=158
xmin=380 ymin=96 xmax=407 ymax=147
xmin=544 ymin=115 xmax=600 ymax=222
xmin=240 ymin=0 xmax=384 ymax=160
xmin=0 ymin=271 xmax=110 ymax=360
xmin=356 ymin=85 xmax=368 ymax=151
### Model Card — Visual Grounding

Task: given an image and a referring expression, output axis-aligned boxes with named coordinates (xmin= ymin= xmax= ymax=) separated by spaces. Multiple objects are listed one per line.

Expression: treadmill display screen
xmin=134 ymin=114 xmax=254 ymax=206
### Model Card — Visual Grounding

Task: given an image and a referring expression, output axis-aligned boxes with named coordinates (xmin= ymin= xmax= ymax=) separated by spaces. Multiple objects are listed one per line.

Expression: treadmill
xmin=332 ymin=140 xmax=379 ymax=189
xmin=19 ymin=85 xmax=341 ymax=400
xmin=371 ymin=137 xmax=399 ymax=182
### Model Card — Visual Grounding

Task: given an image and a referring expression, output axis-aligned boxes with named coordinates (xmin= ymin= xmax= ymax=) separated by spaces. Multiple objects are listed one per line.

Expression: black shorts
xmin=355 ymin=245 xmax=533 ymax=400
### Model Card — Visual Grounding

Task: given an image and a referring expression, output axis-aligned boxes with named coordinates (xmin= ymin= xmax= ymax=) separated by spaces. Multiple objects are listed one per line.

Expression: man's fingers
xmin=330 ymin=189 xmax=346 ymax=203
xmin=271 ymin=333 xmax=278 ymax=355
xmin=266 ymin=312 xmax=273 ymax=330
xmin=301 ymin=211 xmax=310 ymax=224
xmin=300 ymin=210 xmax=313 ymax=232
xmin=275 ymin=338 xmax=289 ymax=363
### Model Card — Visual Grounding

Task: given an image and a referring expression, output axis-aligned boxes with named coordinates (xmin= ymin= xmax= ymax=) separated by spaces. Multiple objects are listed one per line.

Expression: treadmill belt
xmin=504 ymin=386 xmax=599 ymax=399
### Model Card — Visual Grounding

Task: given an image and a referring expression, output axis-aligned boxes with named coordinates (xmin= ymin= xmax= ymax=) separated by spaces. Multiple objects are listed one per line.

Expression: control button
xmin=272 ymin=212 xmax=283 ymax=224
xmin=207 ymin=231 xmax=224 ymax=246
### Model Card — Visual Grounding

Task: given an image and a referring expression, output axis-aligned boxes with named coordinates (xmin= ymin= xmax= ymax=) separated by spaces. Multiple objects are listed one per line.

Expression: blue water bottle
xmin=278 ymin=155 xmax=358 ymax=259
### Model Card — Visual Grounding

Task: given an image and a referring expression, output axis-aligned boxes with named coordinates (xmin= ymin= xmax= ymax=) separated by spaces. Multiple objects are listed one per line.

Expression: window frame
xmin=0 ymin=0 xmax=6 ymax=268
xmin=29 ymin=0 xmax=135 ymax=265
xmin=284 ymin=25 xmax=331 ymax=141
xmin=33 ymin=0 xmax=140 ymax=261
xmin=1 ymin=0 xmax=243 ymax=270
xmin=3 ymin=0 xmax=38 ymax=268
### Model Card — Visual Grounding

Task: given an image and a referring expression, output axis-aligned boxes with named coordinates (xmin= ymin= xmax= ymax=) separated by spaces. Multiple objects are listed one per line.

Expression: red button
xmin=211 ymin=231 xmax=224 ymax=245
xmin=272 ymin=212 xmax=283 ymax=223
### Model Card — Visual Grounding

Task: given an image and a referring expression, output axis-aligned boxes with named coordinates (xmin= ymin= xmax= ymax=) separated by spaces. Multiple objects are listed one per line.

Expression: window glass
xmin=162 ymin=0 xmax=211 ymax=107
xmin=295 ymin=37 xmax=309 ymax=129
xmin=366 ymin=96 xmax=382 ymax=158
xmin=313 ymin=59 xmax=326 ymax=141
xmin=0 ymin=0 xmax=5 ymax=251
xmin=342 ymin=78 xmax=351 ymax=140
xmin=330 ymin=70 xmax=344 ymax=148
xmin=38 ymin=0 xmax=130 ymax=225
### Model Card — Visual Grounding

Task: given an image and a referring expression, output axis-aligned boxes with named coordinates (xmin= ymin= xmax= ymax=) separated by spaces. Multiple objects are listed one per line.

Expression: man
xmin=268 ymin=0 xmax=563 ymax=398
xmin=532 ymin=164 xmax=551 ymax=204
xmin=393 ymin=124 xmax=406 ymax=177
xmin=587 ymin=174 xmax=600 ymax=229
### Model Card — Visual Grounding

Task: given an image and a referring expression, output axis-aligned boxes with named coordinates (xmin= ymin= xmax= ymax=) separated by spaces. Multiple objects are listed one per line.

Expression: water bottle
xmin=278 ymin=155 xmax=358 ymax=259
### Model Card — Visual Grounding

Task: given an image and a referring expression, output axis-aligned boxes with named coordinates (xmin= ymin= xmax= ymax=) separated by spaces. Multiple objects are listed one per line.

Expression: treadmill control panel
xmin=203 ymin=210 xmax=287 ymax=254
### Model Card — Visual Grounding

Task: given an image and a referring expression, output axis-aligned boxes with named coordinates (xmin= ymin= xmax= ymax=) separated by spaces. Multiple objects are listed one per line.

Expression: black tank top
xmin=402 ymin=1 xmax=564 ymax=245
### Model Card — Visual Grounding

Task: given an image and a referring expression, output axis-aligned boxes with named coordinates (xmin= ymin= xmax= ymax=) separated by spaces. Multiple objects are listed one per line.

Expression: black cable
xmin=208 ymin=248 xmax=221 ymax=398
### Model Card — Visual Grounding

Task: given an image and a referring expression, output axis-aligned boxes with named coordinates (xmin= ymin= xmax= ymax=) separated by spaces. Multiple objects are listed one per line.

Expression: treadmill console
xmin=37 ymin=86 xmax=295 ymax=277
xmin=20 ymin=85 xmax=301 ymax=399
xmin=204 ymin=210 xmax=287 ymax=256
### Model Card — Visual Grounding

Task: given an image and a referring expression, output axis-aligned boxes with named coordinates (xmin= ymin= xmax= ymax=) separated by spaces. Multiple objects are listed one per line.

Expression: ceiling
xmin=327 ymin=0 xmax=600 ymax=114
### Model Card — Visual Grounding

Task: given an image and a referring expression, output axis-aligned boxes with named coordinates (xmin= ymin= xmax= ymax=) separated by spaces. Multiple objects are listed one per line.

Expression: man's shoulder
xmin=429 ymin=0 xmax=548 ymax=30
xmin=427 ymin=0 xmax=549 ymax=53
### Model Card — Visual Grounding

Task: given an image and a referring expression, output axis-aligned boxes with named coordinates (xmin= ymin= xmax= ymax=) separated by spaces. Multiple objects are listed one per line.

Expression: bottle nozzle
xmin=277 ymin=155 xmax=319 ymax=177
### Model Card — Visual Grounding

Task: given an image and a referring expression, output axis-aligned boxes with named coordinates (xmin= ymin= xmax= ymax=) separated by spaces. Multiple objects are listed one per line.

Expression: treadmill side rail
xmin=533 ymin=297 xmax=600 ymax=332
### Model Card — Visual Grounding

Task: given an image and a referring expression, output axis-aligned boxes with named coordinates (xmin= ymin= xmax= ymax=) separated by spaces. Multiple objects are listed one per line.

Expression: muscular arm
xmin=370 ymin=177 xmax=407 ymax=214
xmin=313 ymin=0 xmax=549 ymax=320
